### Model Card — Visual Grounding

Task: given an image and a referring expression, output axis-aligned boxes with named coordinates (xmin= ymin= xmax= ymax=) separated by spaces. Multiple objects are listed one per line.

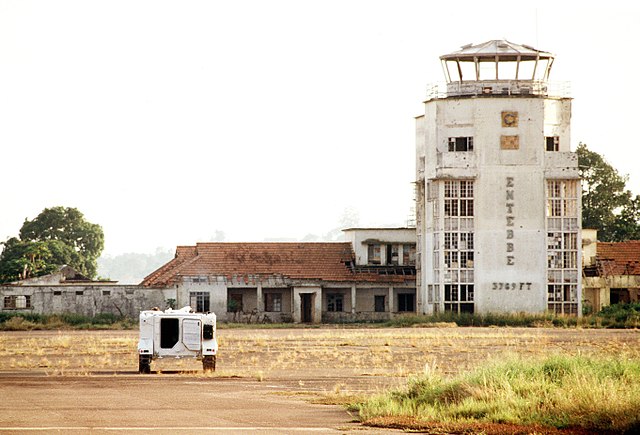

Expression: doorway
xmin=301 ymin=293 xmax=313 ymax=323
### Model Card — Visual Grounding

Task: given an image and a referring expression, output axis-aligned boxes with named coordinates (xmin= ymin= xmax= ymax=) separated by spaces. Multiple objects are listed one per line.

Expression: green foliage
xmin=0 ymin=311 xmax=136 ymax=330
xmin=0 ymin=206 xmax=104 ymax=282
xmin=353 ymin=354 xmax=640 ymax=432
xmin=578 ymin=143 xmax=640 ymax=241
xmin=598 ymin=302 xmax=640 ymax=328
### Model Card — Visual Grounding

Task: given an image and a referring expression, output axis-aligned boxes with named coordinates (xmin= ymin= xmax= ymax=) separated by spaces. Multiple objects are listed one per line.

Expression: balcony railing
xmin=426 ymin=80 xmax=570 ymax=100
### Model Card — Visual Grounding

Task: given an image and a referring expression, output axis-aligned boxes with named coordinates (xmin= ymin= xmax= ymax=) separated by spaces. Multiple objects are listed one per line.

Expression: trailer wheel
xmin=138 ymin=355 xmax=151 ymax=374
xmin=203 ymin=355 xmax=216 ymax=372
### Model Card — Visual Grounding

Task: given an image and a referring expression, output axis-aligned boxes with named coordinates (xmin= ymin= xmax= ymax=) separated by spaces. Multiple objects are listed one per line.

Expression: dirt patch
xmin=0 ymin=327 xmax=638 ymax=433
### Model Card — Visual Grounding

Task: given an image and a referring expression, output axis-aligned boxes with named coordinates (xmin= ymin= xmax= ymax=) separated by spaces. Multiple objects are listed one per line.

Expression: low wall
xmin=0 ymin=285 xmax=168 ymax=318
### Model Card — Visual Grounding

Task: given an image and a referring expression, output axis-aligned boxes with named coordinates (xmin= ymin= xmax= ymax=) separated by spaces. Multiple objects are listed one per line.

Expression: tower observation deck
xmin=427 ymin=40 xmax=570 ymax=100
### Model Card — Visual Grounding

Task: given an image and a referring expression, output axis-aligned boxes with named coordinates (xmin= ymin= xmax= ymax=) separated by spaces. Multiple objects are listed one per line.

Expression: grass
xmin=1 ymin=302 xmax=638 ymax=330
xmin=350 ymin=354 xmax=640 ymax=433
xmin=0 ymin=312 xmax=136 ymax=330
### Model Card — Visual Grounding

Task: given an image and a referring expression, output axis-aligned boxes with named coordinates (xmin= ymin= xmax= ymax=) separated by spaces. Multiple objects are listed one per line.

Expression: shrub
xmin=353 ymin=354 xmax=640 ymax=432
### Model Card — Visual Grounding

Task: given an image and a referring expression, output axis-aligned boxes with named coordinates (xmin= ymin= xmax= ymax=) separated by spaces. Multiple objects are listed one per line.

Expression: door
xmin=301 ymin=293 xmax=313 ymax=323
xmin=182 ymin=319 xmax=201 ymax=351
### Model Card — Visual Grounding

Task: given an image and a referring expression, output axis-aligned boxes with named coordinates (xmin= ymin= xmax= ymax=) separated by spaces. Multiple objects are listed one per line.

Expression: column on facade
xmin=351 ymin=285 xmax=356 ymax=314
xmin=256 ymin=283 xmax=263 ymax=314
xmin=388 ymin=286 xmax=394 ymax=313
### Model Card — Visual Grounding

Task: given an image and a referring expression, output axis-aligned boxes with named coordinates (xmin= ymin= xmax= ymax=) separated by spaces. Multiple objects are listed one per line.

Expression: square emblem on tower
xmin=501 ymin=111 xmax=519 ymax=127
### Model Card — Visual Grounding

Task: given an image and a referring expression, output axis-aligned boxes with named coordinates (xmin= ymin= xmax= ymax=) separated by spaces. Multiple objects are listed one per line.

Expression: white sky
xmin=1 ymin=1 xmax=640 ymax=256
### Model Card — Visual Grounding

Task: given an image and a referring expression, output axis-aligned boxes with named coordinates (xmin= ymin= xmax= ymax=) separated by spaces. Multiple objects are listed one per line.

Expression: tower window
xmin=448 ymin=137 xmax=473 ymax=152
xmin=546 ymin=136 xmax=559 ymax=151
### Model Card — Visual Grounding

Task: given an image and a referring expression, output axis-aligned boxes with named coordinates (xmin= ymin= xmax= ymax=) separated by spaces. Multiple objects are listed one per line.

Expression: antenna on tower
xmin=535 ymin=8 xmax=539 ymax=48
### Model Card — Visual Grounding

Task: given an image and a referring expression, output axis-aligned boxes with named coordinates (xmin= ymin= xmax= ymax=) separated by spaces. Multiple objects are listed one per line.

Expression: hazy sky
xmin=1 ymin=1 xmax=639 ymax=256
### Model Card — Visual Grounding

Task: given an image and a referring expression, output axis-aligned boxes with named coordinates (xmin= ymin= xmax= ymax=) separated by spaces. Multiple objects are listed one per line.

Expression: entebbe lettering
xmin=506 ymin=177 xmax=515 ymax=265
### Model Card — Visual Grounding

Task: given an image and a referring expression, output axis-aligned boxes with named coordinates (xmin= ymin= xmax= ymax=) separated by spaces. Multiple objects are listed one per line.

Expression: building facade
xmin=416 ymin=40 xmax=581 ymax=315
xmin=141 ymin=229 xmax=416 ymax=323
xmin=582 ymin=231 xmax=640 ymax=312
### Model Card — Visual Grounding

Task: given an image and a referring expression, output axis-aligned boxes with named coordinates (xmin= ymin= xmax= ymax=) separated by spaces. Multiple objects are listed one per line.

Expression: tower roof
xmin=441 ymin=40 xmax=554 ymax=62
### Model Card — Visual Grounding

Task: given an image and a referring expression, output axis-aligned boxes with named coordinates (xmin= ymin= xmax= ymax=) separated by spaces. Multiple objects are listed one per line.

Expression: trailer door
xmin=182 ymin=319 xmax=201 ymax=351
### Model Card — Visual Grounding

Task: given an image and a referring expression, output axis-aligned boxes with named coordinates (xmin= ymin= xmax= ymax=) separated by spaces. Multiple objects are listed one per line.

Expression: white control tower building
xmin=415 ymin=40 xmax=581 ymax=316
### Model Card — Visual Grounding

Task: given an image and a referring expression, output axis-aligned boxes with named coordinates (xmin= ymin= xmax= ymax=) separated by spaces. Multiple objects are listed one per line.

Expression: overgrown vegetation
xmin=351 ymin=354 xmax=640 ymax=433
xmin=1 ymin=302 xmax=638 ymax=331
xmin=377 ymin=304 xmax=640 ymax=329
xmin=0 ymin=312 xmax=136 ymax=330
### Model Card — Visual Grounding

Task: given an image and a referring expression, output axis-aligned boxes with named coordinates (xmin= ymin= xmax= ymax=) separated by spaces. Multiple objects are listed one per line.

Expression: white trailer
xmin=137 ymin=306 xmax=218 ymax=373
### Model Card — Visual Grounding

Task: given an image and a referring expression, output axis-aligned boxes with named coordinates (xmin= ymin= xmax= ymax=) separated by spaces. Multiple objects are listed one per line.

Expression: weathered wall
xmin=343 ymin=228 xmax=416 ymax=265
xmin=418 ymin=95 xmax=580 ymax=315
xmin=0 ymin=285 xmax=169 ymax=317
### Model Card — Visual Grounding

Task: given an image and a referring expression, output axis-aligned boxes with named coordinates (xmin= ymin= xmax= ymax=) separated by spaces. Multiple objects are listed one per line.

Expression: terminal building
xmin=415 ymin=40 xmax=581 ymax=315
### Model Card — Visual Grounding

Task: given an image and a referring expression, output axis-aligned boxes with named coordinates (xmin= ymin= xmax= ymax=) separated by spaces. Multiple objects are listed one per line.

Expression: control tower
xmin=415 ymin=40 xmax=581 ymax=316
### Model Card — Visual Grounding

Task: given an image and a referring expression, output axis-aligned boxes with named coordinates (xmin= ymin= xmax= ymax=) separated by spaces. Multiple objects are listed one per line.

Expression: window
xmin=190 ymin=291 xmax=210 ymax=313
xmin=3 ymin=295 xmax=31 ymax=310
xmin=228 ymin=293 xmax=243 ymax=312
xmin=53 ymin=291 xmax=62 ymax=296
xmin=387 ymin=244 xmax=400 ymax=265
xmin=444 ymin=284 xmax=475 ymax=314
xmin=160 ymin=318 xmax=180 ymax=349
xmin=265 ymin=293 xmax=282 ymax=312
xmin=397 ymin=293 xmax=415 ymax=312
xmin=368 ymin=244 xmax=381 ymax=265
xmin=546 ymin=136 xmax=559 ymax=151
xmin=102 ymin=290 xmax=111 ymax=296
xmin=374 ymin=295 xmax=386 ymax=312
xmin=75 ymin=291 xmax=84 ymax=296
xmin=192 ymin=277 xmax=207 ymax=283
xmin=546 ymin=180 xmax=579 ymax=315
xmin=403 ymin=244 xmax=416 ymax=265
xmin=327 ymin=294 xmax=344 ymax=312
xmin=448 ymin=137 xmax=473 ymax=152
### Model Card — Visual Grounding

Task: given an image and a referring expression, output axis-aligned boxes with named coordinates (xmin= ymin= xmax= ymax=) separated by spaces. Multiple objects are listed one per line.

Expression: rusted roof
xmin=596 ymin=241 xmax=640 ymax=275
xmin=141 ymin=242 xmax=412 ymax=287
xmin=441 ymin=39 xmax=553 ymax=62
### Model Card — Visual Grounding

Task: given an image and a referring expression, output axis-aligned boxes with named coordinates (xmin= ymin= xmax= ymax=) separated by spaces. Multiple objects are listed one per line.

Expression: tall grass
xmin=0 ymin=312 xmax=136 ymax=330
xmin=351 ymin=354 xmax=640 ymax=433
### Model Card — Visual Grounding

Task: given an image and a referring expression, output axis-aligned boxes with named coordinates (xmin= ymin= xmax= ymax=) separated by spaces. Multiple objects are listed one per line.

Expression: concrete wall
xmin=0 ymin=285 xmax=169 ymax=317
xmin=418 ymin=95 xmax=580 ymax=315
xmin=343 ymin=228 xmax=416 ymax=265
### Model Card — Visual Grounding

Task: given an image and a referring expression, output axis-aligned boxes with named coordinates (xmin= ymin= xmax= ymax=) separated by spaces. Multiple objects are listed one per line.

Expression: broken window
xmin=546 ymin=180 xmax=579 ymax=315
xmin=403 ymin=244 xmax=416 ymax=265
xmin=190 ymin=291 xmax=210 ymax=313
xmin=397 ymin=293 xmax=415 ymax=312
xmin=546 ymin=136 xmax=559 ymax=151
xmin=368 ymin=244 xmax=381 ymax=265
xmin=374 ymin=295 xmax=386 ymax=312
xmin=387 ymin=244 xmax=400 ymax=265
xmin=448 ymin=137 xmax=473 ymax=152
xmin=327 ymin=294 xmax=344 ymax=312
xmin=3 ymin=295 xmax=31 ymax=309
xmin=265 ymin=293 xmax=282 ymax=312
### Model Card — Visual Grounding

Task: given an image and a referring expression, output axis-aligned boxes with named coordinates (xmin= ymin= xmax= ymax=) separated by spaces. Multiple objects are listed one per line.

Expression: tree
xmin=0 ymin=207 xmax=104 ymax=282
xmin=578 ymin=143 xmax=640 ymax=241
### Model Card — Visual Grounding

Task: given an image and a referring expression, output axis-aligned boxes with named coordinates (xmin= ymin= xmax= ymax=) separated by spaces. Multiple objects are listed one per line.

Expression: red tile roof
xmin=141 ymin=242 xmax=412 ymax=287
xmin=596 ymin=241 xmax=640 ymax=275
